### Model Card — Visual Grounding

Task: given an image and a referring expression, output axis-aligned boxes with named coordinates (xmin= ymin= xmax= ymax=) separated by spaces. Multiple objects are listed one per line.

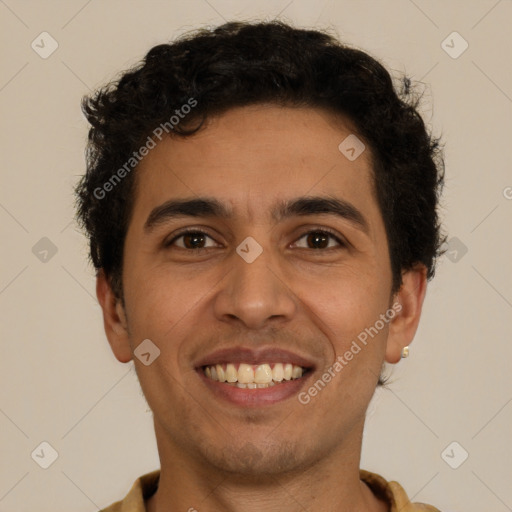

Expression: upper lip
xmin=195 ymin=347 xmax=316 ymax=369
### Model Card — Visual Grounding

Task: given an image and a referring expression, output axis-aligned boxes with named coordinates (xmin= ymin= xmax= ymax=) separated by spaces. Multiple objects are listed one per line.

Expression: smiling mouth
xmin=202 ymin=362 xmax=308 ymax=389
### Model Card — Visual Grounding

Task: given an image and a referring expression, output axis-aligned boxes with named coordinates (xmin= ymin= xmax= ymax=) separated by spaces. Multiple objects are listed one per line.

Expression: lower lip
xmin=197 ymin=370 xmax=312 ymax=407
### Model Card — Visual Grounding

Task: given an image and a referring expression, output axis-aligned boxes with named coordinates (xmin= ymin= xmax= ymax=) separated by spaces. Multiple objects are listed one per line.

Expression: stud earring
xmin=401 ymin=346 xmax=409 ymax=358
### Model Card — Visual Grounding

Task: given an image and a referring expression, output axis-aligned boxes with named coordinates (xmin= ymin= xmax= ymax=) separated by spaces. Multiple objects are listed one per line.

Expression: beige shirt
xmin=100 ymin=469 xmax=441 ymax=511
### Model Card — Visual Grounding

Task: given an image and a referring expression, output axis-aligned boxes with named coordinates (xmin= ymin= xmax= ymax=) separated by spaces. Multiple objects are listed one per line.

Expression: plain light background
xmin=1 ymin=1 xmax=511 ymax=511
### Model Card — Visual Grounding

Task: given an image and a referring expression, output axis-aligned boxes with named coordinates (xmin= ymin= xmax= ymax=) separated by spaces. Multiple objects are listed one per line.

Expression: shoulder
xmin=100 ymin=469 xmax=160 ymax=512
xmin=360 ymin=469 xmax=441 ymax=512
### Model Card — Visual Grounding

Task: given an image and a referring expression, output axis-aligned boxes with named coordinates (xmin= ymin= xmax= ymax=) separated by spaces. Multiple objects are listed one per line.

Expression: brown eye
xmin=166 ymin=230 xmax=217 ymax=250
xmin=294 ymin=230 xmax=344 ymax=250
xmin=306 ymin=231 xmax=329 ymax=249
xmin=181 ymin=232 xmax=207 ymax=249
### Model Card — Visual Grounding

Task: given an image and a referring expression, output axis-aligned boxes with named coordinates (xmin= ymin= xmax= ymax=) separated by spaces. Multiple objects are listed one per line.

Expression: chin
xmin=198 ymin=438 xmax=316 ymax=478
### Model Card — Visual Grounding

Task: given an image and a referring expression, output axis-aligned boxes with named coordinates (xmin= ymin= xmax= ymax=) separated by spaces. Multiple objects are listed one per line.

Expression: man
xmin=75 ymin=20 xmax=444 ymax=512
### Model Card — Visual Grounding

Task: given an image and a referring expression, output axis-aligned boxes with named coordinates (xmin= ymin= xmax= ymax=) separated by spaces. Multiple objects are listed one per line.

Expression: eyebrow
xmin=144 ymin=196 xmax=370 ymax=235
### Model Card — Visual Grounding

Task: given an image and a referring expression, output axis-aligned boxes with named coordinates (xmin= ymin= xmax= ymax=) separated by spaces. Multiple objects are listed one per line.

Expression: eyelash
xmin=165 ymin=227 xmax=347 ymax=252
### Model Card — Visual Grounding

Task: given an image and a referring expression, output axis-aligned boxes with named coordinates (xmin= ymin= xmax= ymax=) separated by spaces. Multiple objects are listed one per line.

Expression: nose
xmin=213 ymin=242 xmax=297 ymax=330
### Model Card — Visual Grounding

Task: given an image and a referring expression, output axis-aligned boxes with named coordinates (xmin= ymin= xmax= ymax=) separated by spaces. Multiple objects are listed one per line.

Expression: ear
xmin=385 ymin=264 xmax=428 ymax=364
xmin=96 ymin=269 xmax=133 ymax=363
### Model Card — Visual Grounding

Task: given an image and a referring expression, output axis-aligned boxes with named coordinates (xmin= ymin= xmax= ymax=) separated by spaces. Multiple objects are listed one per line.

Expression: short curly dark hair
xmin=75 ymin=20 xmax=445 ymax=303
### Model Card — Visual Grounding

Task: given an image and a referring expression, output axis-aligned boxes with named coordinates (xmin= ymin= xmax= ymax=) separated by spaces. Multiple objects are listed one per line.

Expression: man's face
xmin=114 ymin=105 xmax=396 ymax=474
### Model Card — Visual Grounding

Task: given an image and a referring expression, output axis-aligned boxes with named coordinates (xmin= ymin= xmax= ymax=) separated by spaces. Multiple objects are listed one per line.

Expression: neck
xmin=146 ymin=419 xmax=389 ymax=512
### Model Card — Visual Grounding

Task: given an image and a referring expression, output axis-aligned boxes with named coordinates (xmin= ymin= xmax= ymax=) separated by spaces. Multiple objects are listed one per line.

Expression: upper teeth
xmin=204 ymin=363 xmax=304 ymax=384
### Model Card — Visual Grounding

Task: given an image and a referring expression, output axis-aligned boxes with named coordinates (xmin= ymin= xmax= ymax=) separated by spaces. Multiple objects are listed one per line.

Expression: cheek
xmin=295 ymin=265 xmax=390 ymax=359
xmin=123 ymin=265 xmax=205 ymax=353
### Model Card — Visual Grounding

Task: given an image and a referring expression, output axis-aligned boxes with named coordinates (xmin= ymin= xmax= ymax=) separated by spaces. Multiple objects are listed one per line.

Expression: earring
xmin=401 ymin=346 xmax=409 ymax=358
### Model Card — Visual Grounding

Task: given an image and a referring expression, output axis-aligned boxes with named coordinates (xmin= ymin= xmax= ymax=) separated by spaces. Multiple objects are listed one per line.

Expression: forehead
xmin=131 ymin=105 xmax=380 ymax=231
